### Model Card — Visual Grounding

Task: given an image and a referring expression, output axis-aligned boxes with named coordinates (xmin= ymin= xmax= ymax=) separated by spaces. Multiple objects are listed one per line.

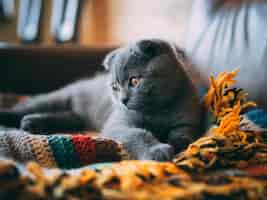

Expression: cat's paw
xmin=146 ymin=143 xmax=174 ymax=161
xmin=20 ymin=114 xmax=47 ymax=134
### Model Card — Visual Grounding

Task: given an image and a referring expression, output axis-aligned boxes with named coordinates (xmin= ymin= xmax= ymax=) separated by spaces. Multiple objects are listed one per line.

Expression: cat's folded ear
xmin=102 ymin=49 xmax=119 ymax=71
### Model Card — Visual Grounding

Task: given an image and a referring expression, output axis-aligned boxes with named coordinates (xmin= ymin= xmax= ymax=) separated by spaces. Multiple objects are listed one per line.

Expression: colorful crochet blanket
xmin=1 ymin=69 xmax=267 ymax=199
xmin=0 ymin=130 xmax=129 ymax=168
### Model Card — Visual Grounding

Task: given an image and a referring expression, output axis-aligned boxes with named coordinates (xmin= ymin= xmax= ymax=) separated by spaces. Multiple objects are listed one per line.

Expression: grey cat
xmin=0 ymin=39 xmax=202 ymax=161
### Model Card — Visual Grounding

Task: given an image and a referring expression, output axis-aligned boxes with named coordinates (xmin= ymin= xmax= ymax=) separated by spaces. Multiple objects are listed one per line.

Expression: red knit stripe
xmin=71 ymin=134 xmax=96 ymax=165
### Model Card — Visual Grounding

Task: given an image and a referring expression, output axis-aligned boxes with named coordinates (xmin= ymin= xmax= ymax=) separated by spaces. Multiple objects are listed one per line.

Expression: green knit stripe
xmin=47 ymin=135 xmax=81 ymax=169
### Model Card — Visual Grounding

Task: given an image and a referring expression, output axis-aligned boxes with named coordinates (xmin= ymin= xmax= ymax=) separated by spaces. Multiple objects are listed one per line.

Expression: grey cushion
xmin=185 ymin=0 xmax=267 ymax=109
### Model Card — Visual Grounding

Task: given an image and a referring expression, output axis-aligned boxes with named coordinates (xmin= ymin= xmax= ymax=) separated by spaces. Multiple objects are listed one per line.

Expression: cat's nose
xmin=121 ymin=97 xmax=129 ymax=105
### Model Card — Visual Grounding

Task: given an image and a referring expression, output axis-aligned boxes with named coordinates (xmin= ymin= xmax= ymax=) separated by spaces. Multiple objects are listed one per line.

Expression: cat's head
xmin=103 ymin=39 xmax=190 ymax=112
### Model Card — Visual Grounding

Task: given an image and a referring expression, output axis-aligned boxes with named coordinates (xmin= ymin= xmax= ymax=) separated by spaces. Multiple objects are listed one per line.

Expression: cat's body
xmin=0 ymin=39 xmax=202 ymax=161
xmin=13 ymin=73 xmax=113 ymax=131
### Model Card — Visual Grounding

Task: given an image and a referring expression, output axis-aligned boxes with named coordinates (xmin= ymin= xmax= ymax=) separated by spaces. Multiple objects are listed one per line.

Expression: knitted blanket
xmin=0 ymin=130 xmax=129 ymax=168
xmin=1 ymin=69 xmax=267 ymax=199
xmin=1 ymin=159 xmax=267 ymax=200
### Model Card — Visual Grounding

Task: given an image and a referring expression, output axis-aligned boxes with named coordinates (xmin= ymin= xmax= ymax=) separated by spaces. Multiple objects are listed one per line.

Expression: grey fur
xmin=0 ymin=39 xmax=202 ymax=161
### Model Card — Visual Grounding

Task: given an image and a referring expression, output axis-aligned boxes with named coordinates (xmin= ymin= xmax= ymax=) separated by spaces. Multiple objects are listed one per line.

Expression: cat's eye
xmin=129 ymin=77 xmax=140 ymax=87
xmin=111 ymin=83 xmax=119 ymax=91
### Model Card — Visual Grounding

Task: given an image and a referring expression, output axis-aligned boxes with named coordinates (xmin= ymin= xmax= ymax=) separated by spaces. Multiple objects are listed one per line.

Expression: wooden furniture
xmin=0 ymin=45 xmax=115 ymax=94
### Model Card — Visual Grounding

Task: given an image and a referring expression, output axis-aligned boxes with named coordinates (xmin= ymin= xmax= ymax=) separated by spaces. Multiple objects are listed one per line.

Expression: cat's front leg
xmin=102 ymin=116 xmax=174 ymax=161
xmin=146 ymin=142 xmax=174 ymax=161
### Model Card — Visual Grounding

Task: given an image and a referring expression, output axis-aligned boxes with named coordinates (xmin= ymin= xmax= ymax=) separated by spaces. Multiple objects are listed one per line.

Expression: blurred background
xmin=0 ymin=0 xmax=192 ymax=46
xmin=0 ymin=0 xmax=193 ymax=107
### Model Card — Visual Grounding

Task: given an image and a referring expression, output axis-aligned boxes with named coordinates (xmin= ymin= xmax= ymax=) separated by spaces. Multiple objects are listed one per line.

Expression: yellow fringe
xmin=204 ymin=68 xmax=256 ymax=143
